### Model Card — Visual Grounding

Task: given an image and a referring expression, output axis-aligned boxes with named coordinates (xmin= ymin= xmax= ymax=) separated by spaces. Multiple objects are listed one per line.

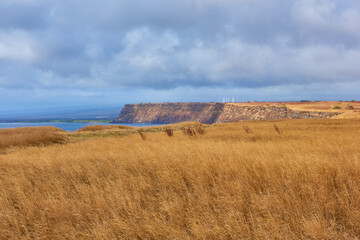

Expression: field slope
xmin=1 ymin=119 xmax=360 ymax=239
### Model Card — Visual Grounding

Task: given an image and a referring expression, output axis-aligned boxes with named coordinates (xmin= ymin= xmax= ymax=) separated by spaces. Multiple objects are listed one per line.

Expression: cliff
xmin=114 ymin=103 xmax=342 ymax=124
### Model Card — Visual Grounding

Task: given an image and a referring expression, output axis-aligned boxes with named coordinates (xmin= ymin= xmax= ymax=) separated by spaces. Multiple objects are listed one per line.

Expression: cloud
xmin=0 ymin=0 xmax=360 ymax=106
xmin=292 ymin=0 xmax=360 ymax=46
xmin=0 ymin=30 xmax=37 ymax=62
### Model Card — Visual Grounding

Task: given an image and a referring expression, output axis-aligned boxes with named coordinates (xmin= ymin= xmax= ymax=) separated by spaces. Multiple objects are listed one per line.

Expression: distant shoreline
xmin=0 ymin=119 xmax=114 ymax=124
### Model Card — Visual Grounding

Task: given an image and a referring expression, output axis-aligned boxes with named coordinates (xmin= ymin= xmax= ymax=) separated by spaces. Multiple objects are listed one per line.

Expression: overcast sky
xmin=1 ymin=0 xmax=360 ymax=117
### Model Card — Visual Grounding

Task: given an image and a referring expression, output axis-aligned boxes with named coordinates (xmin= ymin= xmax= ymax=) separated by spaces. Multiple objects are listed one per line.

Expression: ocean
xmin=0 ymin=122 xmax=160 ymax=132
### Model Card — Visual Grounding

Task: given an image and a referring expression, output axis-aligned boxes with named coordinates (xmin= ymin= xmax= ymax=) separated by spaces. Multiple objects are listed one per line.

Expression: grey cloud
xmin=291 ymin=0 xmax=360 ymax=47
xmin=0 ymin=0 xmax=359 ymax=93
xmin=0 ymin=1 xmax=51 ymax=30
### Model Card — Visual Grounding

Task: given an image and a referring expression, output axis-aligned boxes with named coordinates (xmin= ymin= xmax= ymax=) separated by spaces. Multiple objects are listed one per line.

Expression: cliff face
xmin=114 ymin=103 xmax=342 ymax=124
xmin=115 ymin=103 xmax=225 ymax=124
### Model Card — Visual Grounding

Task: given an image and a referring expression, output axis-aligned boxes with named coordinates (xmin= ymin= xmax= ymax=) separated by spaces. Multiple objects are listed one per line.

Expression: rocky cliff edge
xmin=114 ymin=103 xmax=342 ymax=124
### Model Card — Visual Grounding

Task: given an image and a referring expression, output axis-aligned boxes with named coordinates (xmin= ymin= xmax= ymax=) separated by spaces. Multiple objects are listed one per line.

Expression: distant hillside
xmin=113 ymin=102 xmax=357 ymax=124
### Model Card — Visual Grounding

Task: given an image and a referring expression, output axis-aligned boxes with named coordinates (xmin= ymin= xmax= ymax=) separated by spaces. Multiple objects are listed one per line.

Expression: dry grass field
xmin=231 ymin=100 xmax=360 ymax=111
xmin=1 ymin=119 xmax=360 ymax=239
xmin=76 ymin=125 xmax=134 ymax=132
xmin=231 ymin=100 xmax=360 ymax=118
xmin=0 ymin=127 xmax=66 ymax=152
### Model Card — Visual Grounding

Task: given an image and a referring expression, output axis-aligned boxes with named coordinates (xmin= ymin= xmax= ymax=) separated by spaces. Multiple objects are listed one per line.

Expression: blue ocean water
xmin=0 ymin=122 xmax=160 ymax=132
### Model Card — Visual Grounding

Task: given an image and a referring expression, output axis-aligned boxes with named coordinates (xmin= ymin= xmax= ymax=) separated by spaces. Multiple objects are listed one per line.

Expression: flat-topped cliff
xmin=114 ymin=102 xmax=344 ymax=124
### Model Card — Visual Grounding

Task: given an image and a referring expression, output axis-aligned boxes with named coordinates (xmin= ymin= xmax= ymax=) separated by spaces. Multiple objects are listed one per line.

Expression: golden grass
xmin=76 ymin=124 xmax=133 ymax=132
xmin=230 ymin=101 xmax=360 ymax=118
xmin=1 ymin=119 xmax=360 ymax=239
xmin=0 ymin=127 xmax=66 ymax=151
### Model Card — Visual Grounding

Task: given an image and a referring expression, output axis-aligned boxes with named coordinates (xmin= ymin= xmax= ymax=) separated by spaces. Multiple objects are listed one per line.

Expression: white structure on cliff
xmin=222 ymin=97 xmax=236 ymax=103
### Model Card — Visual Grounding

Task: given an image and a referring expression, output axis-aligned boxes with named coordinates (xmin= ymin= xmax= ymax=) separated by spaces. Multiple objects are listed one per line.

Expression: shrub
xmin=195 ymin=126 xmax=205 ymax=135
xmin=243 ymin=126 xmax=252 ymax=134
xmin=333 ymin=106 xmax=342 ymax=109
xmin=164 ymin=128 xmax=174 ymax=137
xmin=138 ymin=131 xmax=147 ymax=140
xmin=274 ymin=124 xmax=281 ymax=134
xmin=346 ymin=106 xmax=354 ymax=110
xmin=182 ymin=128 xmax=196 ymax=137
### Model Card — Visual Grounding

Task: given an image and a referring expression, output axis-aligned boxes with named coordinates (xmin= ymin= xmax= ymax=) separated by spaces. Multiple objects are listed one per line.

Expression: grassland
xmin=231 ymin=100 xmax=360 ymax=112
xmin=1 ymin=119 xmax=360 ymax=239
xmin=0 ymin=127 xmax=66 ymax=152
xmin=231 ymin=100 xmax=360 ymax=119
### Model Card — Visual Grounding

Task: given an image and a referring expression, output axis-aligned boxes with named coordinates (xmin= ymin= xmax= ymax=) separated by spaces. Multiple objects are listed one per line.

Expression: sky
xmin=1 ymin=0 xmax=360 ymax=118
